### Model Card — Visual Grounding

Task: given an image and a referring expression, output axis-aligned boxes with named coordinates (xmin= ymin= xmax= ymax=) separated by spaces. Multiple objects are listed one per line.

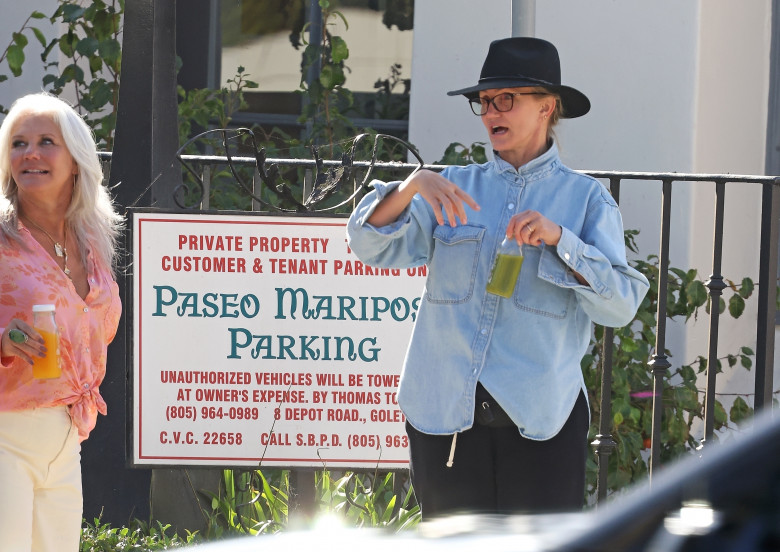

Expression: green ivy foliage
xmin=0 ymin=1 xmax=122 ymax=147
xmin=434 ymin=141 xmax=489 ymax=165
xmin=297 ymin=0 xmax=357 ymax=152
xmin=46 ymin=1 xmax=122 ymax=148
xmin=79 ymin=518 xmax=199 ymax=550
xmin=583 ymin=229 xmax=757 ymax=497
xmin=199 ymin=469 xmax=419 ymax=537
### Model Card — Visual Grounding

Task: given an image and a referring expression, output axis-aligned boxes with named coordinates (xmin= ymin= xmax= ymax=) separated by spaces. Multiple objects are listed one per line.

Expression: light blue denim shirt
xmin=346 ymin=143 xmax=649 ymax=440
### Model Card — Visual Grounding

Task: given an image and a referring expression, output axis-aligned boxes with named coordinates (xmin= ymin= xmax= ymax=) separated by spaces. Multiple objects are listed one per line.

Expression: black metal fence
xmin=100 ymin=147 xmax=780 ymax=505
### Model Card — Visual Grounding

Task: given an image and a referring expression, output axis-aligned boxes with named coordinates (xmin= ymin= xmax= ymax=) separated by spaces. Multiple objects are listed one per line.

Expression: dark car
xmin=193 ymin=409 xmax=780 ymax=551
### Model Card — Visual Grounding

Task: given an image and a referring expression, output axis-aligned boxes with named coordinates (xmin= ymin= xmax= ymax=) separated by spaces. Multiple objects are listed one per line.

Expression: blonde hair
xmin=0 ymin=93 xmax=123 ymax=274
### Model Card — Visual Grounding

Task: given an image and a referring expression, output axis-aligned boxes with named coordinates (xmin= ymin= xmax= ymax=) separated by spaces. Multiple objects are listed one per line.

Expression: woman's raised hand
xmin=408 ymin=170 xmax=480 ymax=227
xmin=367 ymin=169 xmax=480 ymax=228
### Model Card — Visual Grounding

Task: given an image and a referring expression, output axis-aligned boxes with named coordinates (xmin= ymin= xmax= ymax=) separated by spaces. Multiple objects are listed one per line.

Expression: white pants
xmin=0 ymin=407 xmax=82 ymax=552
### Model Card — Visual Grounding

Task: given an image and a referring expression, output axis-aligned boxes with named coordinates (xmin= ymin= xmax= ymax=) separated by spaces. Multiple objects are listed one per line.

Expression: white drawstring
xmin=446 ymin=433 xmax=458 ymax=468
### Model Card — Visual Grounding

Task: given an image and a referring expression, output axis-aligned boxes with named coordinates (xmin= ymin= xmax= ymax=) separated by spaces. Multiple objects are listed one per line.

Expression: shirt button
xmin=83 ymin=307 xmax=89 ymax=313
xmin=85 ymin=347 xmax=90 ymax=353
xmin=508 ymin=203 xmax=515 ymax=210
xmin=83 ymin=383 xmax=89 ymax=389
xmin=481 ymin=328 xmax=487 ymax=335
xmin=564 ymin=253 xmax=571 ymax=261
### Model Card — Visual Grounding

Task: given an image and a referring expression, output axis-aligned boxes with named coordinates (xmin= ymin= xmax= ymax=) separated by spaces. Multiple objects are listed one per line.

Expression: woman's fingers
xmin=418 ymin=175 xmax=480 ymax=227
xmin=1 ymin=319 xmax=46 ymax=364
xmin=507 ymin=211 xmax=561 ymax=246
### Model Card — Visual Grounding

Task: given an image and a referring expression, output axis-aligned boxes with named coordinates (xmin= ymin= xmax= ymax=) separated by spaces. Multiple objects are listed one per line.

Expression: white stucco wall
xmin=408 ymin=0 xmax=512 ymax=164
xmin=688 ymin=0 xmax=775 ymax=409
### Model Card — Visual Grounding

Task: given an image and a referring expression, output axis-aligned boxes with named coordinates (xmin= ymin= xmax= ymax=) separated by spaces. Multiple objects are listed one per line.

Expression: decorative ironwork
xmin=169 ymin=128 xmax=424 ymax=212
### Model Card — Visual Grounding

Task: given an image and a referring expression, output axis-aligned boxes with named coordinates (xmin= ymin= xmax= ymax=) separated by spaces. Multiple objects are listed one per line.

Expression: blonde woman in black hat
xmin=347 ymin=38 xmax=648 ymax=517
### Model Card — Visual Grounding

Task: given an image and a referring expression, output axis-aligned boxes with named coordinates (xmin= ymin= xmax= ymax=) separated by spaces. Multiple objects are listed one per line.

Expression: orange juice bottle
xmin=32 ymin=304 xmax=61 ymax=379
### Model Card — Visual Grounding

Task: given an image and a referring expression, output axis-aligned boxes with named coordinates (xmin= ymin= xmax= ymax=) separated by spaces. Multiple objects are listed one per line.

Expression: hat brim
xmin=447 ymin=79 xmax=590 ymax=119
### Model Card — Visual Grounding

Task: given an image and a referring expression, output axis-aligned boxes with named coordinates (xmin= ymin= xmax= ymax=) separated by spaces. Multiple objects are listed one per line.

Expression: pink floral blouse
xmin=0 ymin=221 xmax=121 ymax=441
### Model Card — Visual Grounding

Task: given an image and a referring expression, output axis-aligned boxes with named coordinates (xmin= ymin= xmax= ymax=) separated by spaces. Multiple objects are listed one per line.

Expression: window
xmin=217 ymin=0 xmax=414 ymax=142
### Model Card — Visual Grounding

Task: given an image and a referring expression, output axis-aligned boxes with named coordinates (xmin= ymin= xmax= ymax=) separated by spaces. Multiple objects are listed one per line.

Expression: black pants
xmin=406 ymin=391 xmax=589 ymax=519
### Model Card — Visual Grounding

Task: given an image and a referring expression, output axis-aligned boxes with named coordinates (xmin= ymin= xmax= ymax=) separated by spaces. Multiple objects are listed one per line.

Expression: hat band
xmin=478 ymin=75 xmax=556 ymax=87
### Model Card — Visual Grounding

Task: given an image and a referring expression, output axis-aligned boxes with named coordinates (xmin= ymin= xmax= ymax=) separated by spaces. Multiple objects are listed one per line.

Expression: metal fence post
xmin=755 ymin=178 xmax=780 ymax=410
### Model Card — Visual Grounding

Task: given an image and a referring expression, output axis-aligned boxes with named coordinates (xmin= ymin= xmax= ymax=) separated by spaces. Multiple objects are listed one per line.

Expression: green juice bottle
xmin=486 ymin=237 xmax=524 ymax=298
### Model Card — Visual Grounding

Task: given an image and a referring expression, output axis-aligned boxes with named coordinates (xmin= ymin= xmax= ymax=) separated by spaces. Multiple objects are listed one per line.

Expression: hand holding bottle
xmin=31 ymin=305 xmax=61 ymax=379
xmin=507 ymin=210 xmax=562 ymax=247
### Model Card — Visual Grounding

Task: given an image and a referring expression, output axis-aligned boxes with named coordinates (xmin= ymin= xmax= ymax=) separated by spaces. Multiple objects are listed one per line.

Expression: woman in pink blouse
xmin=0 ymin=93 xmax=123 ymax=552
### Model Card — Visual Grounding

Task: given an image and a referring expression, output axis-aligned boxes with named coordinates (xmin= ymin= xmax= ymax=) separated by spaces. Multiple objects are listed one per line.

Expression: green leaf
xmin=30 ymin=10 xmax=47 ymax=19
xmin=669 ymin=267 xmax=688 ymax=281
xmin=331 ymin=9 xmax=349 ymax=29
xmin=738 ymin=277 xmax=754 ymax=298
xmin=741 ymin=346 xmax=754 ymax=356
xmin=621 ymin=338 xmax=639 ymax=353
xmin=728 ymin=294 xmax=745 ymax=318
xmin=330 ymin=35 xmax=349 ymax=63
xmin=13 ymin=32 xmax=29 ymax=48
xmin=713 ymin=401 xmax=727 ymax=425
xmin=60 ymin=63 xmax=85 ymax=83
xmin=686 ymin=280 xmax=708 ymax=307
xmin=6 ymin=45 xmax=25 ymax=76
xmin=32 ymin=27 xmax=47 ymax=48
xmin=59 ymin=32 xmax=78 ymax=57
xmin=41 ymin=38 xmax=58 ymax=61
xmin=76 ymin=37 xmax=99 ymax=56
xmin=61 ymin=4 xmax=87 ymax=22
xmin=581 ymin=353 xmax=594 ymax=369
xmin=729 ymin=396 xmax=752 ymax=425
xmin=92 ymin=9 xmax=115 ymax=37
xmin=89 ymin=55 xmax=103 ymax=74
xmin=319 ymin=64 xmax=345 ymax=89
xmin=98 ymin=39 xmax=121 ymax=64
xmin=471 ymin=144 xmax=488 ymax=163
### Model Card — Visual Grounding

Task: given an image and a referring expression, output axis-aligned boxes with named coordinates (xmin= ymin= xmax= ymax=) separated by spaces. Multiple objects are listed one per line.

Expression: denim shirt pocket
xmin=425 ymin=224 xmax=485 ymax=304
xmin=513 ymin=246 xmax=572 ymax=319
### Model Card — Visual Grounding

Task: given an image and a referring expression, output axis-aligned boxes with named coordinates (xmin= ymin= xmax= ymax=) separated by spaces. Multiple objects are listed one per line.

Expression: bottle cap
xmin=32 ymin=304 xmax=56 ymax=312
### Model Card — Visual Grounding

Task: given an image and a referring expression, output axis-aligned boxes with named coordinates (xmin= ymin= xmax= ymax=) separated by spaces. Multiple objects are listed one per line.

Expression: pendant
xmin=64 ymin=266 xmax=71 ymax=276
xmin=54 ymin=243 xmax=65 ymax=257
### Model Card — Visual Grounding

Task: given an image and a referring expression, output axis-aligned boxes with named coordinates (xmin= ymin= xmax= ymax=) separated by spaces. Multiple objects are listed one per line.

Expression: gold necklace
xmin=21 ymin=215 xmax=71 ymax=278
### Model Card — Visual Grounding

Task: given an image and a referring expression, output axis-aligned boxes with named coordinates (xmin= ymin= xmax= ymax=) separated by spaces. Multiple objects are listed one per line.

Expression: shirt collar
xmin=493 ymin=141 xmax=559 ymax=177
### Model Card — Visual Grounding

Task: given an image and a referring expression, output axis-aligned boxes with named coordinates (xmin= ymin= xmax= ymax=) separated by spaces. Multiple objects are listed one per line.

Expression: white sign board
xmin=131 ymin=211 xmax=426 ymax=468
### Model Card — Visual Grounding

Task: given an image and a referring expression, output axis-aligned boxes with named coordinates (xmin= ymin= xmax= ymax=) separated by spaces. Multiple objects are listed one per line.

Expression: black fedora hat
xmin=448 ymin=37 xmax=590 ymax=119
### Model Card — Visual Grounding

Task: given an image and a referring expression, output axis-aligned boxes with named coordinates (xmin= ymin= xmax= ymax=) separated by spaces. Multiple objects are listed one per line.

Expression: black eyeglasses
xmin=468 ymin=92 xmax=548 ymax=116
